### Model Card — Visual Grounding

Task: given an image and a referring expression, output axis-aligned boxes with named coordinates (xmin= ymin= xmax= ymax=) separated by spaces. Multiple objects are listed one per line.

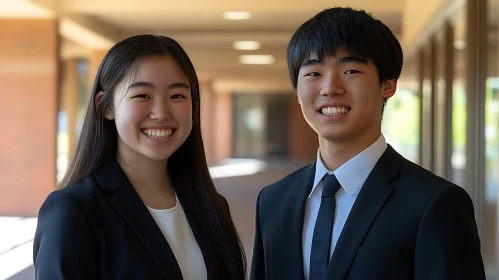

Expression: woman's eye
xmin=134 ymin=94 xmax=150 ymax=98
xmin=171 ymin=94 xmax=185 ymax=99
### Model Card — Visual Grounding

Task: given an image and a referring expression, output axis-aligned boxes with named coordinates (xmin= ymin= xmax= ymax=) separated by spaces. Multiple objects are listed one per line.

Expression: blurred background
xmin=0 ymin=0 xmax=498 ymax=278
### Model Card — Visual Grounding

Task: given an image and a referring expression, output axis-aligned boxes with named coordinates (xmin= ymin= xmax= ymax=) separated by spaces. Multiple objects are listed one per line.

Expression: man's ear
xmin=95 ymin=91 xmax=114 ymax=120
xmin=381 ymin=79 xmax=397 ymax=99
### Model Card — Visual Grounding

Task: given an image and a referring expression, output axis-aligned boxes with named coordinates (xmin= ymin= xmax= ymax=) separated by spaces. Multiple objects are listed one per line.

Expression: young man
xmin=250 ymin=7 xmax=485 ymax=280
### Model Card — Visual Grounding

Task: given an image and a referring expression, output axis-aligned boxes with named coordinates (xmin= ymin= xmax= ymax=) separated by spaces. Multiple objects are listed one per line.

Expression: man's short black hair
xmin=286 ymin=7 xmax=403 ymax=89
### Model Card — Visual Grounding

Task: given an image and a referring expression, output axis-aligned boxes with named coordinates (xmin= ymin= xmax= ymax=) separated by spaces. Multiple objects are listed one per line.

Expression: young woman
xmin=33 ymin=34 xmax=246 ymax=280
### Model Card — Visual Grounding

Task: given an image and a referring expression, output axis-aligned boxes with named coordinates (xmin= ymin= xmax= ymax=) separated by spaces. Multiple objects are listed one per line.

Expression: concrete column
xmin=288 ymin=96 xmax=318 ymax=162
xmin=199 ymin=80 xmax=216 ymax=166
xmin=213 ymin=91 xmax=233 ymax=164
xmin=60 ymin=59 xmax=79 ymax=159
xmin=88 ymin=49 xmax=108 ymax=98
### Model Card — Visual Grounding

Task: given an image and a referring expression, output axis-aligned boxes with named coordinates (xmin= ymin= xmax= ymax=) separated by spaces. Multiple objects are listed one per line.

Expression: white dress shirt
xmin=302 ymin=134 xmax=388 ymax=280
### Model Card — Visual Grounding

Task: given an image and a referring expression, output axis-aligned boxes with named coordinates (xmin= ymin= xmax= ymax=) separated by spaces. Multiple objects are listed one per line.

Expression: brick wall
xmin=0 ymin=19 xmax=59 ymax=216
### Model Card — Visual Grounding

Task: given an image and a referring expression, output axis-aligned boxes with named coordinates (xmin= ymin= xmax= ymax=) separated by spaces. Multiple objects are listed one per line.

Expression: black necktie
xmin=309 ymin=174 xmax=342 ymax=280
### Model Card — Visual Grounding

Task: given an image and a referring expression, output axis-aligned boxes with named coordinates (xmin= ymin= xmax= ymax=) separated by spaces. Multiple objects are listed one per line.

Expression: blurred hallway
xmin=214 ymin=159 xmax=310 ymax=264
xmin=2 ymin=0 xmax=499 ymax=278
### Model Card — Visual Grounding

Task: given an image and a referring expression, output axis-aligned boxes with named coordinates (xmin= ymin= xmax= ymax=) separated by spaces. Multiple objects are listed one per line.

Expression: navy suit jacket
xmin=250 ymin=145 xmax=485 ymax=280
xmin=33 ymin=159 xmax=216 ymax=280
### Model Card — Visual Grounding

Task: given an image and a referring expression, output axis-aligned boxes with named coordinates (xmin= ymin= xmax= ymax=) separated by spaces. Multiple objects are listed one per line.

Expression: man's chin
xmin=318 ymin=132 xmax=352 ymax=144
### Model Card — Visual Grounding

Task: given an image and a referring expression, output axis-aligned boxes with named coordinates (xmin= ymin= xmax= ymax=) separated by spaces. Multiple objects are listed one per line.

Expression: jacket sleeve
xmin=250 ymin=190 xmax=265 ymax=280
xmin=33 ymin=191 xmax=97 ymax=280
xmin=414 ymin=186 xmax=485 ymax=280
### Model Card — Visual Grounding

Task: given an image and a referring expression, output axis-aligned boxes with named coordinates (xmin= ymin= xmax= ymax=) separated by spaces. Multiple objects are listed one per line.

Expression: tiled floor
xmin=0 ymin=217 xmax=37 ymax=280
xmin=0 ymin=158 xmax=308 ymax=280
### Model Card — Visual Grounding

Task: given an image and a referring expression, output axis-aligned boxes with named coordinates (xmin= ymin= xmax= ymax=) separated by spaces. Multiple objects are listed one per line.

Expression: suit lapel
xmin=277 ymin=163 xmax=316 ymax=280
xmin=326 ymin=145 xmax=402 ymax=280
xmin=93 ymin=160 xmax=183 ymax=280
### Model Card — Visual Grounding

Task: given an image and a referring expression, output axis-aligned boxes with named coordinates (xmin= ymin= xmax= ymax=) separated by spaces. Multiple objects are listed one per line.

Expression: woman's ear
xmin=95 ymin=91 xmax=114 ymax=120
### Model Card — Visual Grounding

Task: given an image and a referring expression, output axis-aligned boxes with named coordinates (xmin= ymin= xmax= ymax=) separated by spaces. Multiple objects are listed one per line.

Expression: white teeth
xmin=142 ymin=129 xmax=173 ymax=138
xmin=321 ymin=106 xmax=349 ymax=116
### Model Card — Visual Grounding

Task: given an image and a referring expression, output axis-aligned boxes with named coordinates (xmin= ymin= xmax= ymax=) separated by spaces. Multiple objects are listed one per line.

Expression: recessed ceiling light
xmin=233 ymin=41 xmax=261 ymax=50
xmin=0 ymin=0 xmax=53 ymax=18
xmin=239 ymin=55 xmax=274 ymax=65
xmin=454 ymin=40 xmax=466 ymax=50
xmin=223 ymin=11 xmax=251 ymax=20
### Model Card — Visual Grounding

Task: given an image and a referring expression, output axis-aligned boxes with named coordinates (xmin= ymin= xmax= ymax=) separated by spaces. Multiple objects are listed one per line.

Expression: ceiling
xmin=22 ymin=0 xmax=405 ymax=92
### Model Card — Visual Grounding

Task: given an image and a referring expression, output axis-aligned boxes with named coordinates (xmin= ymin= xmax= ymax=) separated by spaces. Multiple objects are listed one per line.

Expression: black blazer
xmin=250 ymin=145 xmax=485 ymax=280
xmin=33 ymin=159 xmax=215 ymax=280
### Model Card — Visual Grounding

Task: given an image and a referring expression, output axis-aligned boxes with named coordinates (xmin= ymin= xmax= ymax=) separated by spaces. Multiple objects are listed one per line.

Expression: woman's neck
xmin=116 ymin=152 xmax=176 ymax=209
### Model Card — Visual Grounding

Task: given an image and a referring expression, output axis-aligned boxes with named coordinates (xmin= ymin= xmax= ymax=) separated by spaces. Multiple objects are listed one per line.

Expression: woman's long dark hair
xmin=59 ymin=34 xmax=246 ymax=279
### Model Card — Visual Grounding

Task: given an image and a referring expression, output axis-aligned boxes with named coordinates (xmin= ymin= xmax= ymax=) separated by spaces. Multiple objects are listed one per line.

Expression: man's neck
xmin=318 ymin=132 xmax=381 ymax=171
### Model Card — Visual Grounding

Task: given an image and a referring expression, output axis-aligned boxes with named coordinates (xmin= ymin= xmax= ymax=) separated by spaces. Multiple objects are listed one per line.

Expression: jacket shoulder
xmin=258 ymin=164 xmax=314 ymax=200
xmin=39 ymin=174 xmax=101 ymax=216
xmin=400 ymin=158 xmax=458 ymax=189
xmin=390 ymin=156 xmax=471 ymax=208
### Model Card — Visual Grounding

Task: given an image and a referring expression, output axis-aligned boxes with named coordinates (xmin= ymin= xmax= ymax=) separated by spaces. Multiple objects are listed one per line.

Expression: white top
xmin=146 ymin=194 xmax=207 ymax=280
xmin=302 ymin=134 xmax=388 ymax=280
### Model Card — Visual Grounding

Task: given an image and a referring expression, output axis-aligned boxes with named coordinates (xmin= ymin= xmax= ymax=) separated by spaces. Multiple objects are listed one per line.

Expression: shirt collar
xmin=310 ymin=134 xmax=388 ymax=198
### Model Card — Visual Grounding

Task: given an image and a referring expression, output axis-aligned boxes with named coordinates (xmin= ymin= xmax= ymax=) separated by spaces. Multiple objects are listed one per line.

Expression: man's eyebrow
xmin=301 ymin=56 xmax=367 ymax=67
xmin=301 ymin=59 xmax=322 ymax=67
xmin=337 ymin=56 xmax=368 ymax=64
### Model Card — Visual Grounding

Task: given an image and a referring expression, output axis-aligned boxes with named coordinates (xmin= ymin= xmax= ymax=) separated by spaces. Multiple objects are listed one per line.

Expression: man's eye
xmin=345 ymin=70 xmax=360 ymax=74
xmin=306 ymin=72 xmax=321 ymax=77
